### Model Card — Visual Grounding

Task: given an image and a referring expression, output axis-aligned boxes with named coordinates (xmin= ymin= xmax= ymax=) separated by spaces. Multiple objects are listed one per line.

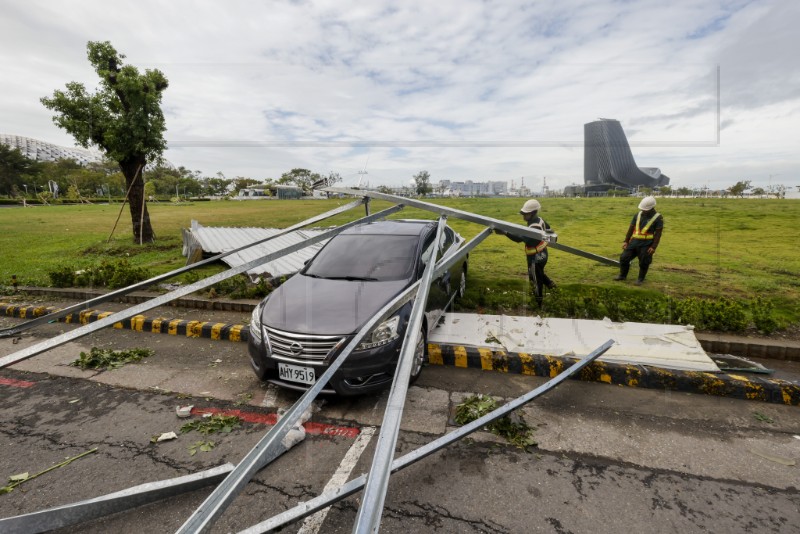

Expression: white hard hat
xmin=638 ymin=196 xmax=656 ymax=210
xmin=520 ymin=199 xmax=541 ymax=214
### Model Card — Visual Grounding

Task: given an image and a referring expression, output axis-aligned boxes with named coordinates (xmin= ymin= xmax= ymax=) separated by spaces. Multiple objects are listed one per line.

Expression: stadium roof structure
xmin=0 ymin=134 xmax=104 ymax=165
xmin=583 ymin=119 xmax=670 ymax=191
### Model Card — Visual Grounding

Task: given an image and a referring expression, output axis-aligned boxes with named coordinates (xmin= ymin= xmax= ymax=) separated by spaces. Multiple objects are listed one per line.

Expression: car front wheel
xmin=409 ymin=325 xmax=427 ymax=385
xmin=456 ymin=264 xmax=467 ymax=300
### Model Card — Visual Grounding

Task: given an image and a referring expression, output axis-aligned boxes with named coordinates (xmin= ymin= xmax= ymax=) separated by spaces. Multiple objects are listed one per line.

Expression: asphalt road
xmin=1 ymin=307 xmax=799 ymax=533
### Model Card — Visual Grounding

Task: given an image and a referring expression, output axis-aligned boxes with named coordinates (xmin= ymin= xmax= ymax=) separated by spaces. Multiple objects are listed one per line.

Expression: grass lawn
xmin=1 ymin=196 xmax=798 ymax=329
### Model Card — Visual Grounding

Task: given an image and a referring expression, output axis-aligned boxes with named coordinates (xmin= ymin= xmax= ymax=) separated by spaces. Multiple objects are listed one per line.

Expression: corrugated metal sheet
xmin=182 ymin=220 xmax=329 ymax=280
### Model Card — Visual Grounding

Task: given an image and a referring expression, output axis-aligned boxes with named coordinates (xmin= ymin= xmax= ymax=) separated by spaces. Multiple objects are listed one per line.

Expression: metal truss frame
xmin=2 ymin=190 xmax=618 ymax=533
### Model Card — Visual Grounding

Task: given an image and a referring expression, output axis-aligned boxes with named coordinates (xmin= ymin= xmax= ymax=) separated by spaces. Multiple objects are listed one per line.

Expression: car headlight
xmin=249 ymin=301 xmax=265 ymax=344
xmin=357 ymin=315 xmax=400 ymax=350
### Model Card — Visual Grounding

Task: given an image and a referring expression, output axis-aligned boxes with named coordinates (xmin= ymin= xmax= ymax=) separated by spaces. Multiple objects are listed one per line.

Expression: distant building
xmin=583 ymin=119 xmax=670 ymax=192
xmin=275 ymin=185 xmax=303 ymax=200
xmin=0 ymin=134 xmax=103 ymax=165
xmin=437 ymin=179 xmax=508 ymax=196
xmin=236 ymin=186 xmax=271 ymax=199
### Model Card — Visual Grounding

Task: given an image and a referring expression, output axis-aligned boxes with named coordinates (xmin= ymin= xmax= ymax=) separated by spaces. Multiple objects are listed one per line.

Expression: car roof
xmin=339 ymin=219 xmax=437 ymax=237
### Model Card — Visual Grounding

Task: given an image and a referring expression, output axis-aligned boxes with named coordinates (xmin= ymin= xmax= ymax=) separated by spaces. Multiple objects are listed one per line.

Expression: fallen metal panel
xmin=239 ymin=339 xmax=615 ymax=534
xmin=0 ymin=205 xmax=403 ymax=370
xmin=0 ymin=463 xmax=234 ymax=534
xmin=184 ymin=222 xmax=328 ymax=279
xmin=431 ymin=314 xmax=719 ymax=372
xmin=326 ymin=188 xmax=619 ymax=266
xmin=354 ymin=216 xmax=447 ymax=533
xmin=175 ymin=228 xmax=492 ymax=534
xmin=0 ymin=199 xmax=364 ymax=339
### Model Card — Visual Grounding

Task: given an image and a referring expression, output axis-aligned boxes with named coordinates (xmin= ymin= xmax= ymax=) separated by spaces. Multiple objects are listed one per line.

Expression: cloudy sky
xmin=1 ymin=0 xmax=797 ymax=192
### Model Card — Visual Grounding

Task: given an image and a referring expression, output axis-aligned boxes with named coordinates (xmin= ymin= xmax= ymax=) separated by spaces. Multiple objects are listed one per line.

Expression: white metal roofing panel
xmin=429 ymin=313 xmax=719 ymax=372
xmin=183 ymin=220 xmax=329 ymax=280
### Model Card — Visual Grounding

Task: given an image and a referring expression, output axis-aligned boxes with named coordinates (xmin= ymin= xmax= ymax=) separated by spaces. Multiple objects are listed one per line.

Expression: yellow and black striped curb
xmin=0 ymin=303 xmax=248 ymax=343
xmin=3 ymin=303 xmax=798 ymax=406
xmin=427 ymin=343 xmax=800 ymax=406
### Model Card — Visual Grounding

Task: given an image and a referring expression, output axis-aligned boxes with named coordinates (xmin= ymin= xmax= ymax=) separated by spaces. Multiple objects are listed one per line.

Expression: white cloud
xmin=1 ymin=0 xmax=797 ymax=191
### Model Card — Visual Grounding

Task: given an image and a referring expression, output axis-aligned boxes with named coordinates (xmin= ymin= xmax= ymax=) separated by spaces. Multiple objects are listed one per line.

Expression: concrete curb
xmin=0 ymin=303 xmax=248 ymax=343
xmin=2 ymin=302 xmax=798 ymax=406
xmin=427 ymin=343 xmax=799 ymax=406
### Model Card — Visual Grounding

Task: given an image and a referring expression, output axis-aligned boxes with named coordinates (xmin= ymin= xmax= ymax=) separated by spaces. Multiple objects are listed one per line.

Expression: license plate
xmin=278 ymin=362 xmax=315 ymax=385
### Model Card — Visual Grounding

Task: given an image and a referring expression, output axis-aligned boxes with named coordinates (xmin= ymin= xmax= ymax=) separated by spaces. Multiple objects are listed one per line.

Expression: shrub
xmin=751 ymin=296 xmax=779 ymax=334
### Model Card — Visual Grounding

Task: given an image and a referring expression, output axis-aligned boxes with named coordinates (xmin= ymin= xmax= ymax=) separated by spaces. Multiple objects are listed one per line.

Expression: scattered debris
xmin=484 ymin=332 xmax=502 ymax=345
xmin=1 ymin=448 xmax=98 ymax=494
xmin=749 ymin=449 xmax=796 ymax=466
xmin=713 ymin=354 xmax=773 ymax=374
xmin=753 ymin=412 xmax=775 ymax=424
xmin=180 ymin=414 xmax=241 ymax=435
xmin=454 ymin=395 xmax=537 ymax=451
xmin=188 ymin=441 xmax=215 ymax=456
xmin=151 ymin=432 xmax=178 ymax=443
xmin=277 ymin=406 xmax=312 ymax=450
xmin=71 ymin=347 xmax=153 ymax=370
xmin=176 ymin=405 xmax=194 ymax=418
xmin=234 ymin=393 xmax=253 ymax=406
xmin=68 ymin=398 xmax=81 ymax=404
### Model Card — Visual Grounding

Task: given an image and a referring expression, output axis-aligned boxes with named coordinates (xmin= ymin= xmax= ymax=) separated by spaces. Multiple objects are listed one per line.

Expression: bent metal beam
xmin=239 ymin=339 xmax=615 ymax=534
xmin=325 ymin=188 xmax=620 ymax=266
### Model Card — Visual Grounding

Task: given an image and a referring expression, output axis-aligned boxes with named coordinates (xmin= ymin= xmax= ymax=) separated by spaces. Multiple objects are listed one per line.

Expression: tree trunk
xmin=121 ymin=159 xmax=155 ymax=243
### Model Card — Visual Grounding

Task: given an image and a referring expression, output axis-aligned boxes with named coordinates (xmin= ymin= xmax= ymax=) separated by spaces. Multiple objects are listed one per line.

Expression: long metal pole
xmin=326 ymin=188 xmax=619 ymax=266
xmin=239 ymin=339 xmax=615 ymax=534
xmin=354 ymin=216 xmax=447 ymax=534
xmin=0 ymin=199 xmax=365 ymax=339
xmin=0 ymin=464 xmax=235 ymax=534
xmin=175 ymin=228 xmax=491 ymax=534
xmin=0 ymin=205 xmax=401 ymax=370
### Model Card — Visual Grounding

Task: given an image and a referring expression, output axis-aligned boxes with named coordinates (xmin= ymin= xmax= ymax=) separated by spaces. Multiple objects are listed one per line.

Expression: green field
xmin=1 ymin=196 xmax=798 ymax=330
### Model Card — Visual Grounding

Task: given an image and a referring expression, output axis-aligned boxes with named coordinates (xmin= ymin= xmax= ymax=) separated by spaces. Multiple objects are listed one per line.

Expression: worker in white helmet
xmin=614 ymin=196 xmax=663 ymax=285
xmin=496 ymin=199 xmax=556 ymax=306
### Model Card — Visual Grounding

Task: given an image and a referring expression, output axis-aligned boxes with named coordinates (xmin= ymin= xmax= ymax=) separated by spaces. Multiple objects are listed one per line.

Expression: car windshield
xmin=304 ymin=233 xmax=419 ymax=281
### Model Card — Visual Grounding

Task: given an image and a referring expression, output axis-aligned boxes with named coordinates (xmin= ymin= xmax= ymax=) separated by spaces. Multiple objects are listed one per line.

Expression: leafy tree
xmin=728 ymin=180 xmax=751 ymax=197
xmin=41 ymin=41 xmax=169 ymax=242
xmin=0 ymin=144 xmax=40 ymax=196
xmin=232 ymin=177 xmax=261 ymax=192
xmin=201 ymin=176 xmax=233 ymax=196
xmin=279 ymin=168 xmax=321 ymax=192
xmin=751 ymin=187 xmax=766 ymax=196
xmin=676 ymin=187 xmax=691 ymax=196
xmin=413 ymin=170 xmax=432 ymax=197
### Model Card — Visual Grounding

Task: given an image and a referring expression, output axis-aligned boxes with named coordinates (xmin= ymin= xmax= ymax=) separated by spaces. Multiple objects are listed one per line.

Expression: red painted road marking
xmin=191 ymin=407 xmax=360 ymax=439
xmin=0 ymin=377 xmax=36 ymax=388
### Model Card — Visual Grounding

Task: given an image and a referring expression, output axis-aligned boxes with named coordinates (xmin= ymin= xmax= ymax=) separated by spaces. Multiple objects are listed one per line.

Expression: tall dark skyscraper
xmin=584 ymin=119 xmax=670 ymax=191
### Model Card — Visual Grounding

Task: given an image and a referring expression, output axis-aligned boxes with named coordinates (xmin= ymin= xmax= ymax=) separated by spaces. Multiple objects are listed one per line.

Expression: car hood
xmin=260 ymin=275 xmax=410 ymax=335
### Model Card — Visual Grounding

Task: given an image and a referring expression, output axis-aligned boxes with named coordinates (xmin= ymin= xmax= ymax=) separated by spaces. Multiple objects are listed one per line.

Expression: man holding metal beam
xmin=495 ymin=198 xmax=557 ymax=307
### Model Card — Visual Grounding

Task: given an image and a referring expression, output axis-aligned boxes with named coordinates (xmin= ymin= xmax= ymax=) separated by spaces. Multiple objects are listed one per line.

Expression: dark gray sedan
xmin=248 ymin=219 xmax=467 ymax=395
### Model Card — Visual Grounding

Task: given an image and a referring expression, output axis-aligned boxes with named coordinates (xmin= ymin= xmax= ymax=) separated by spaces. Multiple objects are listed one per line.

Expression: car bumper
xmin=248 ymin=332 xmax=406 ymax=396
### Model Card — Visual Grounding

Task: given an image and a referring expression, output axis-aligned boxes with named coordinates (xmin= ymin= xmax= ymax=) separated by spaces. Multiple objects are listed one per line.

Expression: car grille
xmin=265 ymin=326 xmax=345 ymax=364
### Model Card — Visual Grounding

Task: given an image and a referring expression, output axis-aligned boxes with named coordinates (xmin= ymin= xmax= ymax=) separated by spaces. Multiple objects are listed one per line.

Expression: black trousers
xmin=527 ymin=253 xmax=553 ymax=307
xmin=619 ymin=244 xmax=653 ymax=281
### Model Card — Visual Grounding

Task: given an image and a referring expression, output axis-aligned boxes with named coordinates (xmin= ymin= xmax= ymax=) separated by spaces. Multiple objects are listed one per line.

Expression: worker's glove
xmin=647 ymin=246 xmax=656 ymax=255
